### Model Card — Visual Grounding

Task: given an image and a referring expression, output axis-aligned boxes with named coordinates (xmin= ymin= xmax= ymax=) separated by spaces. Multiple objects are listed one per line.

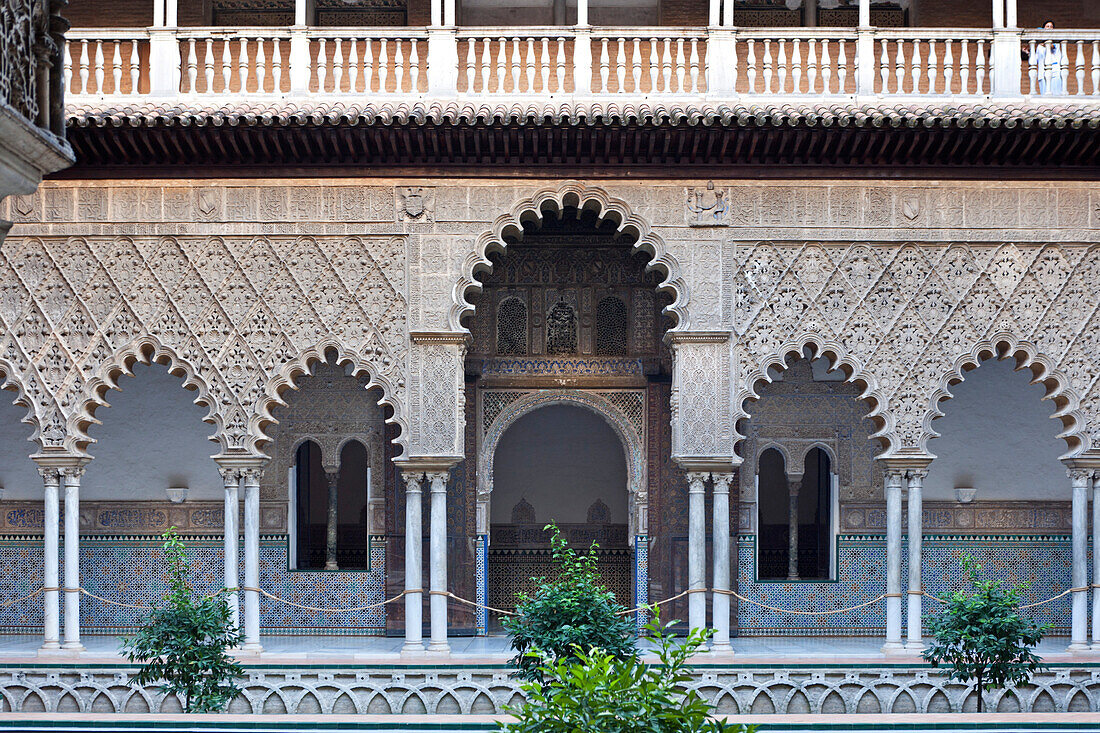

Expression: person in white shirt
xmin=1034 ymin=21 xmax=1067 ymax=95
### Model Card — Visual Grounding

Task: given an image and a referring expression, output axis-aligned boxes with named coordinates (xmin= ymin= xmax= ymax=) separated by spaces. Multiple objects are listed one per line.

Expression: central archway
xmin=486 ymin=403 xmax=632 ymax=624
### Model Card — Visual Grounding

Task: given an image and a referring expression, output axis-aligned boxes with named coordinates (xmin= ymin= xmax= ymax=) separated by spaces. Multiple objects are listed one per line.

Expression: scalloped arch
xmin=922 ymin=332 xmax=1088 ymax=458
xmin=448 ymin=181 xmax=690 ymax=332
xmin=0 ymin=354 xmax=45 ymax=452
xmin=70 ymin=337 xmax=220 ymax=457
xmin=255 ymin=340 xmax=408 ymax=459
xmin=735 ymin=335 xmax=896 ymax=457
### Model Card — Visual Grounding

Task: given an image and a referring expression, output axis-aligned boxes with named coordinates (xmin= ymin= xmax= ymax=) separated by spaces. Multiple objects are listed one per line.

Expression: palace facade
xmin=1 ymin=0 xmax=1100 ymax=714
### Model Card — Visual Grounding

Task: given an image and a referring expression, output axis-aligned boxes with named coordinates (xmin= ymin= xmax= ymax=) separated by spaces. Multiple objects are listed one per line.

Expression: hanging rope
xmin=241 ymin=586 xmax=411 ymax=614
xmin=714 ymin=588 xmax=889 ymax=616
xmin=0 ymin=588 xmax=43 ymax=608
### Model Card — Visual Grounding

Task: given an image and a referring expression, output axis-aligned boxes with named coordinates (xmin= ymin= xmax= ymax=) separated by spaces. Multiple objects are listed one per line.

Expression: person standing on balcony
xmin=1034 ymin=21 xmax=1066 ymax=95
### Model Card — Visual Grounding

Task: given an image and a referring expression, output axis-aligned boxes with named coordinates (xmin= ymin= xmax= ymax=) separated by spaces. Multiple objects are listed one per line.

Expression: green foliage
xmin=923 ymin=556 xmax=1050 ymax=713
xmin=121 ymin=529 xmax=244 ymax=713
xmin=502 ymin=524 xmax=636 ymax=681
xmin=501 ymin=610 xmax=755 ymax=733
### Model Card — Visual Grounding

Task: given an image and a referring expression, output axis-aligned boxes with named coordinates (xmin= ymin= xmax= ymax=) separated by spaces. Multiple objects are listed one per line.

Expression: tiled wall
xmin=0 ymin=535 xmax=386 ymax=635
xmin=736 ymin=534 xmax=1076 ymax=636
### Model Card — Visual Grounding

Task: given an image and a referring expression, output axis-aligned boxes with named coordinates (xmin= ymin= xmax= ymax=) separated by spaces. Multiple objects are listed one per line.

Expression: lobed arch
xmin=449 ymin=181 xmax=690 ymax=333
xmin=735 ymin=335 xmax=896 ymax=458
xmin=255 ymin=341 xmax=408 ymax=460
xmin=0 ymin=354 xmax=46 ymax=454
xmin=71 ymin=337 xmax=220 ymax=458
xmin=477 ymin=390 xmax=646 ymax=538
xmin=923 ymin=332 xmax=1089 ymax=459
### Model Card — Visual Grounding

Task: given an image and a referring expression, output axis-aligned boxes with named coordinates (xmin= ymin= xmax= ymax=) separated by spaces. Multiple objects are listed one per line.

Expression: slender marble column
xmin=39 ymin=467 xmax=60 ymax=651
xmin=882 ymin=469 xmax=904 ymax=652
xmin=324 ymin=469 xmax=340 ymax=571
xmin=711 ymin=472 xmax=734 ymax=652
xmin=787 ymin=473 xmax=802 ymax=581
xmin=905 ymin=470 xmax=926 ymax=652
xmin=61 ymin=466 xmax=84 ymax=651
xmin=427 ymin=471 xmax=450 ymax=653
xmin=1069 ymin=468 xmax=1090 ymax=652
xmin=220 ymin=467 xmax=240 ymax=630
xmin=1092 ymin=471 xmax=1100 ymax=651
xmin=687 ymin=472 xmax=708 ymax=636
xmin=403 ymin=471 xmax=424 ymax=653
xmin=241 ymin=467 xmax=263 ymax=652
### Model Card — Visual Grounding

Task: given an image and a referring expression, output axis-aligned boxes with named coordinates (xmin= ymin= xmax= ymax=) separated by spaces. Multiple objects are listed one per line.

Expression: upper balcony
xmin=61 ymin=0 xmax=1100 ymax=107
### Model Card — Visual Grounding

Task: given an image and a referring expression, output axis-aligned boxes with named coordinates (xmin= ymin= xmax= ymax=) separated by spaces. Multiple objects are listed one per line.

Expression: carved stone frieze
xmin=0 ymin=500 xmax=260 ymax=533
xmin=841 ymin=501 xmax=1074 ymax=534
xmin=668 ymin=332 xmax=733 ymax=461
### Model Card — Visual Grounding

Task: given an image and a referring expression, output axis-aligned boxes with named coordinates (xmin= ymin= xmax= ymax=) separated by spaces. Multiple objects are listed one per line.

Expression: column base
xmin=1067 ymin=642 xmax=1094 ymax=654
xmin=401 ymin=640 xmax=427 ymax=656
xmin=426 ymin=641 xmax=451 ymax=656
xmin=238 ymin=642 xmax=264 ymax=655
xmin=904 ymin=641 xmax=925 ymax=653
xmin=60 ymin=641 xmax=85 ymax=652
xmin=880 ymin=641 xmax=907 ymax=655
xmin=710 ymin=642 xmax=734 ymax=654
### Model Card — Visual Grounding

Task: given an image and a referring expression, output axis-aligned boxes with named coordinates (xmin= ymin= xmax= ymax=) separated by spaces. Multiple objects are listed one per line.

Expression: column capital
xmin=324 ymin=469 xmax=340 ymax=486
xmin=879 ymin=456 xmax=932 ymax=475
xmin=240 ymin=466 xmax=264 ymax=485
xmin=402 ymin=471 xmax=424 ymax=493
xmin=425 ymin=471 xmax=449 ymax=491
xmin=37 ymin=465 xmax=60 ymax=485
xmin=711 ymin=472 xmax=736 ymax=493
xmin=59 ymin=465 xmax=85 ymax=482
xmin=686 ymin=472 xmax=709 ymax=492
xmin=218 ymin=466 xmax=240 ymax=484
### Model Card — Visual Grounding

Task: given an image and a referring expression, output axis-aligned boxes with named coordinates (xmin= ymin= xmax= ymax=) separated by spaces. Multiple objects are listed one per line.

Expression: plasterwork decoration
xmin=668 ymin=333 xmax=734 ymax=461
xmin=261 ymin=361 xmax=386 ymax=532
xmin=450 ymin=181 xmax=690 ymax=334
xmin=1 ymin=501 xmax=243 ymax=533
xmin=729 ymin=241 xmax=1100 ymax=458
xmin=477 ymin=388 xmax=648 ymax=537
xmin=686 ymin=184 xmax=729 ymax=227
xmin=407 ymin=333 xmax=467 ymax=458
xmin=0 ymin=233 xmax=408 ymax=458
xmin=841 ymin=501 xmax=1073 ymax=534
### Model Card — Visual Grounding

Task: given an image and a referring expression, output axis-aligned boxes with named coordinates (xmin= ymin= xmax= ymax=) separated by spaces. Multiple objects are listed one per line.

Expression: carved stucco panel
xmin=727 ymin=240 xmax=1099 ymax=458
xmin=669 ymin=335 xmax=733 ymax=461
xmin=407 ymin=338 xmax=466 ymax=458
xmin=0 ymin=232 xmax=409 ymax=457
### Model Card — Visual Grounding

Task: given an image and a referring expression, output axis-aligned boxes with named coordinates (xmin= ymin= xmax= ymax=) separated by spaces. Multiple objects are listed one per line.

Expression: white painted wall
xmin=491 ymin=404 xmax=628 ymax=524
xmin=81 ymin=363 xmax=222 ymax=501
xmin=0 ymin=397 xmax=42 ymax=500
xmin=925 ymin=357 xmax=1066 ymax=501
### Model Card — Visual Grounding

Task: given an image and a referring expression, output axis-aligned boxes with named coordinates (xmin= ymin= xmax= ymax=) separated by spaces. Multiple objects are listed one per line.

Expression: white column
xmin=431 ymin=0 xmax=442 ymax=27
xmin=992 ymin=0 xmax=1004 ymax=29
xmin=294 ymin=0 xmax=314 ymax=25
xmin=403 ymin=471 xmax=424 ymax=653
xmin=166 ymin=0 xmax=178 ymax=26
xmin=687 ymin=472 xmax=708 ymax=636
xmin=61 ymin=466 xmax=84 ymax=651
xmin=153 ymin=0 xmax=165 ymax=27
xmin=220 ymin=467 xmax=240 ymax=631
xmin=577 ymin=0 xmax=588 ymax=27
xmin=1092 ymin=470 xmax=1100 ymax=651
xmin=709 ymin=0 xmax=719 ymax=26
xmin=787 ymin=474 xmax=802 ymax=581
xmin=1006 ymin=0 xmax=1017 ymax=28
xmin=241 ymin=467 xmax=262 ymax=653
xmin=858 ymin=0 xmax=870 ymax=27
xmin=427 ymin=471 xmax=450 ymax=654
xmin=882 ymin=469 xmax=904 ymax=652
xmin=722 ymin=0 xmax=733 ymax=27
xmin=1069 ymin=468 xmax=1090 ymax=652
xmin=39 ymin=467 xmax=60 ymax=652
xmin=906 ymin=470 xmax=926 ymax=652
xmin=444 ymin=0 xmax=456 ymax=26
xmin=855 ymin=0 xmax=874 ymax=95
xmin=711 ymin=472 xmax=734 ymax=653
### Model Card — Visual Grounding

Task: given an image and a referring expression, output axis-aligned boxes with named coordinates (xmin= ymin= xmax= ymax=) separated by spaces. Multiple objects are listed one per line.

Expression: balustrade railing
xmin=311 ymin=30 xmax=428 ymax=94
xmin=873 ymin=30 xmax=992 ymax=96
xmin=589 ymin=30 xmax=707 ymax=95
xmin=458 ymin=31 xmax=574 ymax=94
xmin=1023 ymin=31 xmax=1100 ymax=97
xmin=64 ymin=29 xmax=149 ymax=96
xmin=63 ymin=25 xmax=1100 ymax=103
xmin=177 ymin=29 xmax=292 ymax=94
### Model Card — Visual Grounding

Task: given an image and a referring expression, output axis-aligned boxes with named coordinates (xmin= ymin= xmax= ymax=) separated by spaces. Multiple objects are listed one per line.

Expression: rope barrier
xmin=433 ymin=590 xmax=518 ymax=617
xmin=714 ymin=589 xmax=889 ymax=616
xmin=0 ymin=588 xmax=43 ymax=608
xmin=241 ymin=586 xmax=410 ymax=614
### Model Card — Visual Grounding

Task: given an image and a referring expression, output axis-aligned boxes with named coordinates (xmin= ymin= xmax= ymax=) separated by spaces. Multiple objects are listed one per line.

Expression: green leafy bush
xmin=923 ymin=556 xmax=1050 ymax=713
xmin=501 ymin=611 xmax=754 ymax=733
xmin=121 ymin=529 xmax=243 ymax=713
xmin=503 ymin=523 xmax=636 ymax=681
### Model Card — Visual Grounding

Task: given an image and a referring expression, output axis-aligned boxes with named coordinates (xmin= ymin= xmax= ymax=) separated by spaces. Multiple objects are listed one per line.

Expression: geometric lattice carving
xmin=510 ymin=497 xmax=535 ymax=524
xmin=596 ymin=296 xmax=628 ymax=356
xmin=0 ymin=232 xmax=407 ymax=457
xmin=496 ymin=296 xmax=527 ymax=355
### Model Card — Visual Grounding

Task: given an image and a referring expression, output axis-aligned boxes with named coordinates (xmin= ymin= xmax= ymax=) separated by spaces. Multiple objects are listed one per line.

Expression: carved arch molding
xmin=477 ymin=389 xmax=648 ymax=539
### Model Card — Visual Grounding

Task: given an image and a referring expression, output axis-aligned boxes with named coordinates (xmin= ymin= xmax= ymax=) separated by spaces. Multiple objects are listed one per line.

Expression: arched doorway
xmin=487 ymin=404 xmax=630 ymax=624
xmin=458 ymin=202 xmax=679 ymax=633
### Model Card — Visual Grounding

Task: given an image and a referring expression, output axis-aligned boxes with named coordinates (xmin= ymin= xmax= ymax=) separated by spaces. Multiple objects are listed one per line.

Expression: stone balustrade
xmin=61 ymin=25 xmax=1100 ymax=104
